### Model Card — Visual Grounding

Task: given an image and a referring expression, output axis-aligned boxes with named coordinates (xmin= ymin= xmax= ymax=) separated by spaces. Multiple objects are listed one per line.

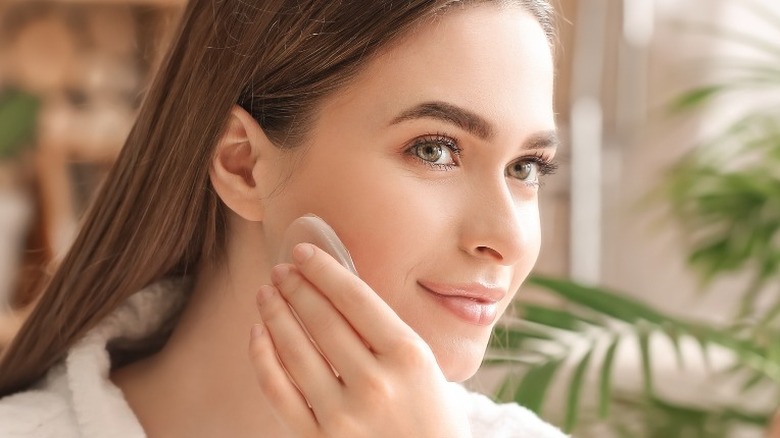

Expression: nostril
xmin=476 ymin=245 xmax=502 ymax=261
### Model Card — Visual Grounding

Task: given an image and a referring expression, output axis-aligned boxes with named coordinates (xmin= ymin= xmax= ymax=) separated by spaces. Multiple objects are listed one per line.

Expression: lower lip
xmin=420 ymin=285 xmax=499 ymax=326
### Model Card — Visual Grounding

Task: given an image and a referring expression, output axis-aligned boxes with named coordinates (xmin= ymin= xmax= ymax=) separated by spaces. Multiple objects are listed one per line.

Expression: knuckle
xmin=309 ymin=311 xmax=338 ymax=333
xmin=248 ymin=341 xmax=266 ymax=365
xmin=248 ymin=340 xmax=282 ymax=391
xmin=248 ymin=355 xmax=284 ymax=400
xmin=307 ymin=253 xmax=363 ymax=291
xmin=248 ymin=326 xmax=272 ymax=361
xmin=257 ymin=374 xmax=285 ymax=403
xmin=307 ymin=254 xmax=332 ymax=279
xmin=391 ymin=335 xmax=435 ymax=368
xmin=334 ymin=273 xmax=368 ymax=305
xmin=256 ymin=290 xmax=285 ymax=318
xmin=362 ymin=372 xmax=395 ymax=402
xmin=342 ymin=274 xmax=366 ymax=295
xmin=277 ymin=271 xmax=304 ymax=300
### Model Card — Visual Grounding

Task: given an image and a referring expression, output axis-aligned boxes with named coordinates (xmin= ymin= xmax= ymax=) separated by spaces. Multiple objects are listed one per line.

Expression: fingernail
xmin=250 ymin=324 xmax=264 ymax=339
xmin=293 ymin=243 xmax=315 ymax=264
xmin=256 ymin=285 xmax=275 ymax=306
xmin=270 ymin=265 xmax=290 ymax=285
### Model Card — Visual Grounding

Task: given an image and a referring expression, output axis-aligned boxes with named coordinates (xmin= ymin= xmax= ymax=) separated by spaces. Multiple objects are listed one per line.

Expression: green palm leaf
xmin=488 ymin=276 xmax=780 ymax=433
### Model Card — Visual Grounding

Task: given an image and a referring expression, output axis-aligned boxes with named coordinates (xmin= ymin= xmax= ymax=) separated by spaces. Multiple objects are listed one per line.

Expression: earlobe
xmin=210 ymin=105 xmax=272 ymax=222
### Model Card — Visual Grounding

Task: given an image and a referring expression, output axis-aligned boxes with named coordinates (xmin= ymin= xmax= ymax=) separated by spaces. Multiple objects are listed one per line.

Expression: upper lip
xmin=418 ymin=280 xmax=508 ymax=303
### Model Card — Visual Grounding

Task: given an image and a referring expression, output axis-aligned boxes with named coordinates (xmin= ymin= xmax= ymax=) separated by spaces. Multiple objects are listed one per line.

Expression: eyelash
xmin=516 ymin=152 xmax=560 ymax=186
xmin=405 ymin=133 xmax=559 ymax=186
xmin=406 ymin=133 xmax=462 ymax=171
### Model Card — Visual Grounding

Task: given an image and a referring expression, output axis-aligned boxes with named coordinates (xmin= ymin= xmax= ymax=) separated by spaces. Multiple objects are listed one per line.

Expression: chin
xmin=435 ymin=339 xmax=489 ymax=382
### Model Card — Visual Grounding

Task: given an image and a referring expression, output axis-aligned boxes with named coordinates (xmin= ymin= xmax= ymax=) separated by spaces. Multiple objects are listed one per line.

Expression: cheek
xmin=280 ymin=146 xmax=399 ymax=215
xmin=295 ymin=156 xmax=452 ymax=298
xmin=338 ymin=174 xmax=449 ymax=297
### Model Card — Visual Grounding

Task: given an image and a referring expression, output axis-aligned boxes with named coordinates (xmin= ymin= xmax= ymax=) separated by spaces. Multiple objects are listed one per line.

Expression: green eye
xmin=507 ymin=160 xmax=538 ymax=181
xmin=415 ymin=142 xmax=444 ymax=162
xmin=408 ymin=136 xmax=459 ymax=169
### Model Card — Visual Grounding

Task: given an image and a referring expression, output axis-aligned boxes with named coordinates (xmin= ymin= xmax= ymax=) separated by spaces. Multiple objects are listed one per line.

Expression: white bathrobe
xmin=0 ymin=278 xmax=567 ymax=438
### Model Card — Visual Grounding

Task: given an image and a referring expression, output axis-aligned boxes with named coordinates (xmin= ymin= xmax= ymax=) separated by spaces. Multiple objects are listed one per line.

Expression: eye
xmin=417 ymin=143 xmax=446 ymax=162
xmin=507 ymin=160 xmax=538 ymax=182
xmin=507 ymin=155 xmax=558 ymax=185
xmin=407 ymin=135 xmax=460 ymax=169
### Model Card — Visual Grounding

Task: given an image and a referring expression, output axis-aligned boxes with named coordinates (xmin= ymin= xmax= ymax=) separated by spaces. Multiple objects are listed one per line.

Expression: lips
xmin=417 ymin=280 xmax=507 ymax=326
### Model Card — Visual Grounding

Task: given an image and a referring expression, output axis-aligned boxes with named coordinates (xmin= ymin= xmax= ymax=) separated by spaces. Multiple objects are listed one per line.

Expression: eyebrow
xmin=389 ymin=101 xmax=559 ymax=150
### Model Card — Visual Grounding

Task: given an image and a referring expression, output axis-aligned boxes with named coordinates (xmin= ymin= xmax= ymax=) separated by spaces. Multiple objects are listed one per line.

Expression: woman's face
xmin=260 ymin=3 xmax=556 ymax=381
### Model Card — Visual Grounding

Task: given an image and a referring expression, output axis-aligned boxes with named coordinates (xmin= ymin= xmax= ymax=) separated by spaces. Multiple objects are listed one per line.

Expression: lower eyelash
xmin=422 ymin=162 xmax=457 ymax=171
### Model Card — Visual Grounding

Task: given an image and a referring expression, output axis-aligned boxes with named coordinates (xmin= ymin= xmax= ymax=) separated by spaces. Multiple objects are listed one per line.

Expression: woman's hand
xmin=248 ymin=243 xmax=472 ymax=438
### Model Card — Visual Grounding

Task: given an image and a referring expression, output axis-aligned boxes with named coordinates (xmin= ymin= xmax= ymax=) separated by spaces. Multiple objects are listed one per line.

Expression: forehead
xmin=322 ymin=3 xmax=555 ymax=135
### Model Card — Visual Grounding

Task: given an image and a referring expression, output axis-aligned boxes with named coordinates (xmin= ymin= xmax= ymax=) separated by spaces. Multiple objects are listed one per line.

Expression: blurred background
xmin=0 ymin=0 xmax=779 ymax=436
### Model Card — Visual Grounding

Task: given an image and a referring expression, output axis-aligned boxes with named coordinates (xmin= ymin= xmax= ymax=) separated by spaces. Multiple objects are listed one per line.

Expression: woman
xmin=0 ymin=0 xmax=565 ymax=436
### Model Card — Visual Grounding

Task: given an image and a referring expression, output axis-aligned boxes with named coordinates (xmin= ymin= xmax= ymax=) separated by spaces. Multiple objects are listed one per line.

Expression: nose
xmin=458 ymin=180 xmax=536 ymax=266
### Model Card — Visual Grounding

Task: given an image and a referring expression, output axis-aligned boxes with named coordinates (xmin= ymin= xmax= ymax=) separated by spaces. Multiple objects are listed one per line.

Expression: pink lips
xmin=417 ymin=280 xmax=507 ymax=326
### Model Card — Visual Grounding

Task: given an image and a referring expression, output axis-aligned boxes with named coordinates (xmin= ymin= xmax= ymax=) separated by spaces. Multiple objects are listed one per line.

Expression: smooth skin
xmin=250 ymin=244 xmax=471 ymax=437
xmin=112 ymin=3 xmax=556 ymax=437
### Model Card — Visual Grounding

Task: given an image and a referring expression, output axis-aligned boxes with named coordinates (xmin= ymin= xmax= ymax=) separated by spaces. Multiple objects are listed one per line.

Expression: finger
xmin=254 ymin=284 xmax=343 ymax=413
xmin=290 ymin=243 xmax=417 ymax=354
xmin=272 ymin=264 xmax=375 ymax=384
xmin=247 ymin=322 xmax=317 ymax=435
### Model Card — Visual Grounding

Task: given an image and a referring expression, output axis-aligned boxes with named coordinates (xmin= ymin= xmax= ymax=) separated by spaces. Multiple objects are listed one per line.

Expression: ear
xmin=209 ymin=105 xmax=273 ymax=222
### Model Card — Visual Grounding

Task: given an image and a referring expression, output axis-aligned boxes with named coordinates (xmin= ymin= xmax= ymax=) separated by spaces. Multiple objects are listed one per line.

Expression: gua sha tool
xmin=276 ymin=214 xmax=355 ymax=382
xmin=277 ymin=214 xmax=358 ymax=276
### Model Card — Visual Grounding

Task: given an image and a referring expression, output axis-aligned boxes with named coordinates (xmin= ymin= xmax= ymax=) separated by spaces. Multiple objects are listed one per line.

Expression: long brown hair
xmin=0 ymin=0 xmax=555 ymax=396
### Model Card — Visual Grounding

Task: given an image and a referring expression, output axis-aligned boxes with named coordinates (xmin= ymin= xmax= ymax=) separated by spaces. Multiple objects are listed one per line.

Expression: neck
xmin=112 ymin=223 xmax=290 ymax=437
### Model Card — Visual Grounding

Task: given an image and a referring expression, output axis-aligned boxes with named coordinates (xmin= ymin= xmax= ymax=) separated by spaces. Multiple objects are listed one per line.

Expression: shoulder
xmin=0 ymin=279 xmax=187 ymax=438
xmin=0 ymin=367 xmax=80 ymax=438
xmin=452 ymin=383 xmax=569 ymax=438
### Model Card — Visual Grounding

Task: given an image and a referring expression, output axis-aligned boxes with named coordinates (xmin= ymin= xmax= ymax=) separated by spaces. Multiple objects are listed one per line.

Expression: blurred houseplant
xmin=0 ymin=88 xmax=39 ymax=349
xmin=486 ymin=1 xmax=780 ymax=436
xmin=0 ymin=88 xmax=38 ymax=163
